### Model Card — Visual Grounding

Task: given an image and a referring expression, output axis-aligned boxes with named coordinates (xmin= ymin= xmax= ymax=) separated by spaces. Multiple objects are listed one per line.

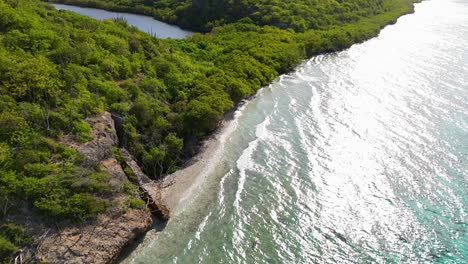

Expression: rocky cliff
xmin=28 ymin=112 xmax=164 ymax=263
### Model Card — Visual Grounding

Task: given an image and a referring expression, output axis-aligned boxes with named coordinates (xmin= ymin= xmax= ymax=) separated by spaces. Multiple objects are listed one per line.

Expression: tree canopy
xmin=50 ymin=0 xmax=417 ymax=32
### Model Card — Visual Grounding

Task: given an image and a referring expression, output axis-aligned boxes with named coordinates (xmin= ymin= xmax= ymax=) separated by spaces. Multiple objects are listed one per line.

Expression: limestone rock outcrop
xmin=34 ymin=112 xmax=155 ymax=263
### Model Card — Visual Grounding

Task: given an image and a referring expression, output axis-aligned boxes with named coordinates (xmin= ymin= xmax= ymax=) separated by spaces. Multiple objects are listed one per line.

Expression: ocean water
xmin=123 ymin=0 xmax=468 ymax=263
xmin=52 ymin=4 xmax=192 ymax=39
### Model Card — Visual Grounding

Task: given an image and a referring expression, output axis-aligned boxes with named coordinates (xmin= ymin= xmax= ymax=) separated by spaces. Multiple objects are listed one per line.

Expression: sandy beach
xmin=157 ymin=109 xmax=240 ymax=216
xmin=158 ymin=136 xmax=222 ymax=215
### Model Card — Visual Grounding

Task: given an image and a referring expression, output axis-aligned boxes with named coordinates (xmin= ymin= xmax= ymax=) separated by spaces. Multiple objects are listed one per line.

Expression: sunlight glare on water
xmin=123 ymin=0 xmax=468 ymax=263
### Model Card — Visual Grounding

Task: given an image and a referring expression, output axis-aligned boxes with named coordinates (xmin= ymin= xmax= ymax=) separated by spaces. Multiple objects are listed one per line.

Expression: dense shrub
xmin=128 ymin=198 xmax=145 ymax=209
xmin=0 ymin=224 xmax=32 ymax=263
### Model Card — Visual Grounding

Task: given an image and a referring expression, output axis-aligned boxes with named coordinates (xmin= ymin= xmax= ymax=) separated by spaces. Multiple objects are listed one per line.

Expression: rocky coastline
xmin=8 ymin=104 xmax=230 ymax=263
xmin=11 ymin=112 xmax=168 ymax=263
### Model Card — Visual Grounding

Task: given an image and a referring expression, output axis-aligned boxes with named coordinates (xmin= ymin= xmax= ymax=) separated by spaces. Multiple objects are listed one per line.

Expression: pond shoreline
xmin=51 ymin=3 xmax=193 ymax=39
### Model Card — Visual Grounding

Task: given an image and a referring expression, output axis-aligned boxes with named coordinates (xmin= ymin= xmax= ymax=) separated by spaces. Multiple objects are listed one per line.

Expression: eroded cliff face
xmin=35 ymin=207 xmax=152 ymax=263
xmin=31 ymin=112 xmax=164 ymax=263
xmin=120 ymin=148 xmax=170 ymax=220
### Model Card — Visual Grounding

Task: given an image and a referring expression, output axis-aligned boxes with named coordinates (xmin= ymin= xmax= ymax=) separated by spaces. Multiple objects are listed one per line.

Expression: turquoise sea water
xmin=123 ymin=0 xmax=467 ymax=262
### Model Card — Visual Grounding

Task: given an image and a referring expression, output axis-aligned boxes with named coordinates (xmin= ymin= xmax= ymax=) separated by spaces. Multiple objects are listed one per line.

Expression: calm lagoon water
xmin=120 ymin=0 xmax=467 ymax=262
xmin=52 ymin=4 xmax=192 ymax=39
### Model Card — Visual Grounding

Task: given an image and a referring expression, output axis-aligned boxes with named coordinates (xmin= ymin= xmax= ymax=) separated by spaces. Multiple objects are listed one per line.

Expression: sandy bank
xmin=158 ymin=124 xmax=227 ymax=215
xmin=158 ymin=104 xmax=245 ymax=216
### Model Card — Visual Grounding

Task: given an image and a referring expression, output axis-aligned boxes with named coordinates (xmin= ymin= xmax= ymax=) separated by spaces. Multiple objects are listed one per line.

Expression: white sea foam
xmin=123 ymin=1 xmax=468 ymax=262
xmin=233 ymin=116 xmax=270 ymax=213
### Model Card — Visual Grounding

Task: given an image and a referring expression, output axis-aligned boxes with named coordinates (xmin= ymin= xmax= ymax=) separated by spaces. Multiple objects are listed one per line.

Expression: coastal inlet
xmin=52 ymin=3 xmax=193 ymax=39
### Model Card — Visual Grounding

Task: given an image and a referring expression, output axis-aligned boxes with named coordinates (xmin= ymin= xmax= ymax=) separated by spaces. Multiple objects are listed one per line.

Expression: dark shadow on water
xmin=116 ymin=216 xmax=167 ymax=263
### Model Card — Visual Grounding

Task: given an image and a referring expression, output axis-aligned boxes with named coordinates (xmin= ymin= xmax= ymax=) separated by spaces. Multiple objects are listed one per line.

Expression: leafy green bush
xmin=0 ymin=224 xmax=32 ymax=263
xmin=34 ymin=193 xmax=106 ymax=221
xmin=0 ymin=223 xmax=33 ymax=247
xmin=122 ymin=181 xmax=138 ymax=196
xmin=0 ymin=236 xmax=16 ymax=262
xmin=128 ymin=198 xmax=145 ymax=209
xmin=123 ymin=167 xmax=136 ymax=182
xmin=72 ymin=119 xmax=93 ymax=143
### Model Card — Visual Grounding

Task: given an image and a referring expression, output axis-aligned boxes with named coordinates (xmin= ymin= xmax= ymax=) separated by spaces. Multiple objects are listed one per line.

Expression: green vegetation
xmin=128 ymin=197 xmax=146 ymax=209
xmin=0 ymin=0 xmax=417 ymax=256
xmin=48 ymin=0 xmax=417 ymax=32
xmin=0 ymin=223 xmax=33 ymax=263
